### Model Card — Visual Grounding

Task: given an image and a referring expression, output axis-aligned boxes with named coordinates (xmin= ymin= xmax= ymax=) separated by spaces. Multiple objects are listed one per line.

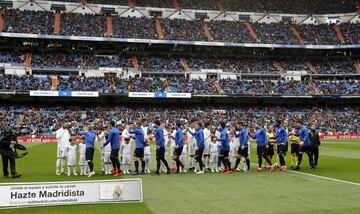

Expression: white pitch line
xmin=250 ymin=163 xmax=360 ymax=186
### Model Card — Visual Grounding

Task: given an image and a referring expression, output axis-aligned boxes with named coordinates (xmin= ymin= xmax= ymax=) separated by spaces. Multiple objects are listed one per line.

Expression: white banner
xmin=71 ymin=91 xmax=99 ymax=97
xmin=128 ymin=92 xmax=155 ymax=98
xmin=0 ymin=179 xmax=143 ymax=209
xmin=29 ymin=91 xmax=58 ymax=97
xmin=166 ymin=93 xmax=192 ymax=98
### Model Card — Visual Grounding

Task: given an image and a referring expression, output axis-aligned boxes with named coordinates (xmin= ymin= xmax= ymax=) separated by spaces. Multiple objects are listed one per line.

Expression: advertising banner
xmin=129 ymin=92 xmax=191 ymax=98
xmin=29 ymin=91 xmax=99 ymax=97
xmin=0 ymin=179 xmax=143 ymax=209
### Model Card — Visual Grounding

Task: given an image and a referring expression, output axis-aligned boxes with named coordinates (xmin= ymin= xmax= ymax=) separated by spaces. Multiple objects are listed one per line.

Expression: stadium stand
xmin=0 ymin=105 xmax=358 ymax=137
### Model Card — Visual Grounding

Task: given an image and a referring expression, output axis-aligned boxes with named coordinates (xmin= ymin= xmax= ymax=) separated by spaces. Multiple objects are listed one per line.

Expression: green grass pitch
xmin=0 ymin=139 xmax=360 ymax=214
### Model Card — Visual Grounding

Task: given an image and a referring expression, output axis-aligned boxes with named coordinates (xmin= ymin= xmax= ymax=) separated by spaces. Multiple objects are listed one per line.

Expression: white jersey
xmin=203 ymin=128 xmax=212 ymax=154
xmin=210 ymin=142 xmax=219 ymax=153
xmin=67 ymin=144 xmax=77 ymax=166
xmin=122 ymin=143 xmax=132 ymax=155
xmin=56 ymin=128 xmax=70 ymax=148
xmin=180 ymin=144 xmax=187 ymax=165
xmin=79 ymin=143 xmax=86 ymax=156
xmin=144 ymin=146 xmax=151 ymax=155
xmin=99 ymin=131 xmax=111 ymax=153
xmin=170 ymin=129 xmax=176 ymax=147
xmin=187 ymin=128 xmax=196 ymax=154
xmin=141 ymin=126 xmax=149 ymax=140
xmin=122 ymin=128 xmax=130 ymax=144
xmin=163 ymin=129 xmax=169 ymax=147
xmin=78 ymin=143 xmax=86 ymax=165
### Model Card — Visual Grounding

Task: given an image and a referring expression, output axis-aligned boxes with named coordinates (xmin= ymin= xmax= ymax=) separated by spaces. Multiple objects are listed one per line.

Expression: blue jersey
xmin=129 ymin=128 xmax=145 ymax=149
xmin=80 ymin=131 xmax=96 ymax=148
xmin=250 ymin=127 xmax=268 ymax=147
xmin=188 ymin=128 xmax=205 ymax=149
xmin=235 ymin=128 xmax=248 ymax=147
xmin=104 ymin=127 xmax=120 ymax=149
xmin=299 ymin=126 xmax=311 ymax=147
xmin=217 ymin=128 xmax=230 ymax=151
xmin=172 ymin=128 xmax=183 ymax=148
xmin=276 ymin=126 xmax=288 ymax=145
xmin=155 ymin=127 xmax=165 ymax=148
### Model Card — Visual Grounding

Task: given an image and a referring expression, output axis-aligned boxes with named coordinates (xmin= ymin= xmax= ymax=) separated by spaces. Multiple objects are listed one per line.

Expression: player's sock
xmin=141 ymin=161 xmax=146 ymax=173
xmin=56 ymin=159 xmax=61 ymax=174
xmin=60 ymin=158 xmax=65 ymax=173
xmin=134 ymin=160 xmax=139 ymax=172
xmin=258 ymin=156 xmax=262 ymax=168
xmin=245 ymin=159 xmax=250 ymax=171
xmin=88 ymin=161 xmax=94 ymax=172
xmin=67 ymin=166 xmax=71 ymax=176
xmin=73 ymin=166 xmax=77 ymax=175
xmin=234 ymin=158 xmax=240 ymax=170
xmin=279 ymin=155 xmax=285 ymax=166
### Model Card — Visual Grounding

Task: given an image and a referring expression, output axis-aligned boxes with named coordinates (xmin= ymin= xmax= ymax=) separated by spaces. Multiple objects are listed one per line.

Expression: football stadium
xmin=0 ymin=0 xmax=359 ymax=213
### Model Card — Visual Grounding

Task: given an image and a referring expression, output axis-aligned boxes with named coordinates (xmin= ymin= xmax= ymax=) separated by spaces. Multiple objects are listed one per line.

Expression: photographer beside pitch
xmin=0 ymin=128 xmax=22 ymax=178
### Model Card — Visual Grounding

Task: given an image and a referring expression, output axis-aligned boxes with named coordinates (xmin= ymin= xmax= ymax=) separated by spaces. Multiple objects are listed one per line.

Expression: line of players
xmin=55 ymin=118 xmax=321 ymax=177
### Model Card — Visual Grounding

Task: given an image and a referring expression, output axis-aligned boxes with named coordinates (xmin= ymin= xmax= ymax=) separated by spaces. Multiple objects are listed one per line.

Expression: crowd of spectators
xmin=112 ymin=16 xmax=158 ymax=39
xmin=208 ymin=21 xmax=254 ymax=43
xmin=0 ymin=74 xmax=358 ymax=96
xmin=60 ymin=13 xmax=107 ymax=37
xmin=139 ymin=56 xmax=183 ymax=72
xmin=297 ymin=24 xmax=340 ymax=45
xmin=3 ymin=9 xmax=54 ymax=34
xmin=160 ymin=18 xmax=207 ymax=41
xmin=45 ymin=0 xmax=359 ymax=14
xmin=252 ymin=22 xmax=298 ymax=44
xmin=2 ymin=9 xmax=360 ymax=45
xmin=340 ymin=23 xmax=360 ymax=45
xmin=1 ymin=52 xmax=358 ymax=74
xmin=0 ymin=104 xmax=358 ymax=137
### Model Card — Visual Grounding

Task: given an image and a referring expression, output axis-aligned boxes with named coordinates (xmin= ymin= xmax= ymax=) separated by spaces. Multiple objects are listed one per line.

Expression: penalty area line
xmin=250 ymin=163 xmax=360 ymax=186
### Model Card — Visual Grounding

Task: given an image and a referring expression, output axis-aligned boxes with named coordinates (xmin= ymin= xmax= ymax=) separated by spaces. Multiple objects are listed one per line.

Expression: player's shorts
xmin=268 ymin=144 xmax=275 ymax=156
xmin=79 ymin=155 xmax=86 ymax=166
xmin=144 ymin=154 xmax=151 ymax=161
xmin=156 ymin=147 xmax=166 ymax=159
xmin=291 ymin=143 xmax=300 ymax=155
xmin=173 ymin=147 xmax=183 ymax=156
xmin=57 ymin=147 xmax=68 ymax=159
xmin=67 ymin=156 xmax=76 ymax=166
xmin=188 ymin=143 xmax=196 ymax=156
xmin=300 ymin=145 xmax=312 ymax=154
xmin=219 ymin=150 xmax=229 ymax=158
xmin=257 ymin=146 xmax=268 ymax=157
xmin=237 ymin=147 xmax=249 ymax=158
xmin=133 ymin=148 xmax=144 ymax=159
xmin=277 ymin=144 xmax=287 ymax=155
xmin=122 ymin=154 xmax=131 ymax=165
xmin=203 ymin=143 xmax=210 ymax=155
xmin=210 ymin=152 xmax=218 ymax=163
xmin=103 ymin=151 xmax=111 ymax=163
xmin=85 ymin=147 xmax=94 ymax=161
xmin=195 ymin=148 xmax=204 ymax=159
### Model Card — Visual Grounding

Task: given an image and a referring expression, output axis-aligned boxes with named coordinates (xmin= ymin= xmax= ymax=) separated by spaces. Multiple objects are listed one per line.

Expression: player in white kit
xmin=187 ymin=123 xmax=197 ymax=172
xmin=179 ymin=144 xmax=188 ymax=173
xmin=78 ymin=141 xmax=88 ymax=176
xmin=55 ymin=123 xmax=70 ymax=175
xmin=209 ymin=140 xmax=219 ymax=172
xmin=99 ymin=129 xmax=112 ymax=175
xmin=121 ymin=138 xmax=132 ymax=174
xmin=203 ymin=122 xmax=212 ymax=170
xmin=169 ymin=127 xmax=177 ymax=169
xmin=144 ymin=142 xmax=151 ymax=173
xmin=67 ymin=143 xmax=77 ymax=176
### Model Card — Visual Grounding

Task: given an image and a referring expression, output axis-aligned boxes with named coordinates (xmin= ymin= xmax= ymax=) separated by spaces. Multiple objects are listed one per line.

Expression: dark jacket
xmin=309 ymin=130 xmax=321 ymax=148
